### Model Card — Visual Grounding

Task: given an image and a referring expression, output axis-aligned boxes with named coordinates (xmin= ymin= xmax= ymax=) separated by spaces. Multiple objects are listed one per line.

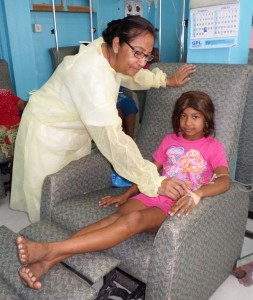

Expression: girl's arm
xmin=99 ymin=162 xmax=163 ymax=208
xmin=194 ymin=166 xmax=230 ymax=198
xmin=169 ymin=166 xmax=230 ymax=217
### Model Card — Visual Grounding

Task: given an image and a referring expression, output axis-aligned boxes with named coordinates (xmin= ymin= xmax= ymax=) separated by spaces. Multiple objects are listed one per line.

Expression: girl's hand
xmin=99 ymin=195 xmax=128 ymax=208
xmin=169 ymin=193 xmax=197 ymax=217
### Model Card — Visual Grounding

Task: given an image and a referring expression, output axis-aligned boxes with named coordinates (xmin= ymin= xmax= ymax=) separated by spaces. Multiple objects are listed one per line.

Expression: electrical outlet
xmin=34 ymin=24 xmax=42 ymax=33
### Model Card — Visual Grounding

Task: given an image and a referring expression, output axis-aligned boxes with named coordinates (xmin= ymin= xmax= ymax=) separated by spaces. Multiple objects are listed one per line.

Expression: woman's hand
xmin=169 ymin=193 xmax=198 ymax=217
xmin=99 ymin=194 xmax=128 ymax=208
xmin=166 ymin=64 xmax=196 ymax=87
xmin=158 ymin=178 xmax=188 ymax=200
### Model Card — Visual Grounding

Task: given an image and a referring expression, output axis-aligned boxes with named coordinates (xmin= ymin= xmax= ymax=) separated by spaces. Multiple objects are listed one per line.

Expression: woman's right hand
xmin=158 ymin=178 xmax=188 ymax=200
xmin=166 ymin=64 xmax=196 ymax=87
xmin=99 ymin=195 xmax=128 ymax=208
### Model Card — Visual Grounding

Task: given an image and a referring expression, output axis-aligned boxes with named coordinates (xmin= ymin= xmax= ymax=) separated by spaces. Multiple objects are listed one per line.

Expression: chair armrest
xmin=41 ymin=151 xmax=112 ymax=220
xmin=146 ymin=183 xmax=249 ymax=300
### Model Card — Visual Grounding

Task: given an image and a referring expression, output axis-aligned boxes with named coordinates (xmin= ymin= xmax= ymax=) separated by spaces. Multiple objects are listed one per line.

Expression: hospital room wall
xmin=1 ymin=0 xmax=252 ymax=98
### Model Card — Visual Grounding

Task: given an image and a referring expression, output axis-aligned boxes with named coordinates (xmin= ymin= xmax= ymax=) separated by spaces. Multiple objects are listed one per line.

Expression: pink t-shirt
xmin=153 ymin=133 xmax=228 ymax=191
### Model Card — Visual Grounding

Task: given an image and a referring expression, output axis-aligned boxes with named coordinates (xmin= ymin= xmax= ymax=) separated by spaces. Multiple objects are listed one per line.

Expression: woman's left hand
xmin=166 ymin=64 xmax=196 ymax=87
xmin=169 ymin=193 xmax=196 ymax=217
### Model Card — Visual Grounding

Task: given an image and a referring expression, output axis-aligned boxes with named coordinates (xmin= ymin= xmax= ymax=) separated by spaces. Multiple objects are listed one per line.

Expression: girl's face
xmin=180 ymin=107 xmax=206 ymax=141
xmin=113 ymin=32 xmax=154 ymax=76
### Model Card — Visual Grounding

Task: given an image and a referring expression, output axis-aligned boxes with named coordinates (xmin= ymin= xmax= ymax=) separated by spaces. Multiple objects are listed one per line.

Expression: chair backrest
xmin=0 ymin=60 xmax=13 ymax=91
xmin=136 ymin=63 xmax=252 ymax=174
xmin=248 ymin=48 xmax=253 ymax=64
xmin=49 ymin=46 xmax=80 ymax=71
xmin=235 ymin=49 xmax=253 ymax=212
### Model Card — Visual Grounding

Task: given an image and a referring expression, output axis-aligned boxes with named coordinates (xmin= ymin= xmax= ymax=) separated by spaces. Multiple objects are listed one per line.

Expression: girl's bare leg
xmin=17 ymin=199 xmax=147 ymax=264
xmin=17 ymin=201 xmax=167 ymax=289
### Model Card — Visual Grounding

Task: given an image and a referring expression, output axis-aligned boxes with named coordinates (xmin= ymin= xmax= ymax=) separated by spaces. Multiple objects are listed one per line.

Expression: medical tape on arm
xmin=207 ymin=173 xmax=230 ymax=184
xmin=188 ymin=191 xmax=201 ymax=205
xmin=188 ymin=174 xmax=230 ymax=205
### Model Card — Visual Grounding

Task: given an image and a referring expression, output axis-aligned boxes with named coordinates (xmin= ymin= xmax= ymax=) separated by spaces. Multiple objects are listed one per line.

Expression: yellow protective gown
xmin=10 ymin=38 xmax=168 ymax=223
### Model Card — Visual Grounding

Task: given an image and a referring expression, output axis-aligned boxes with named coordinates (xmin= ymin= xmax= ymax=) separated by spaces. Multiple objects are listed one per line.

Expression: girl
xmin=16 ymin=91 xmax=230 ymax=289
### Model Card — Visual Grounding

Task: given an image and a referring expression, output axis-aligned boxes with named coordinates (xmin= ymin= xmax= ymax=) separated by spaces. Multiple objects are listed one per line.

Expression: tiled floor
xmin=1 ymin=193 xmax=253 ymax=299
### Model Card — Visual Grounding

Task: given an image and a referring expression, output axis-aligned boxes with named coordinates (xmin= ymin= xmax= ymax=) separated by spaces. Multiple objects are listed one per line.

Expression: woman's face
xmin=113 ymin=32 xmax=154 ymax=76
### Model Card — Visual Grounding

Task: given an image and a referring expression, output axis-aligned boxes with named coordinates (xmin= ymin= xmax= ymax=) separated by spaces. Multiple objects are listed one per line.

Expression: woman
xmin=11 ymin=16 xmax=196 ymax=223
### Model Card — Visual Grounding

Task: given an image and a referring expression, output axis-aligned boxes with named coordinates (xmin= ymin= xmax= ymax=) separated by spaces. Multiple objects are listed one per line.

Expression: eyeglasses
xmin=124 ymin=40 xmax=154 ymax=62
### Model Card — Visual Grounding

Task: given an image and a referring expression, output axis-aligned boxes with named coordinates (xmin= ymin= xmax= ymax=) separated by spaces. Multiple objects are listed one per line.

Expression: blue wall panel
xmin=2 ymin=0 xmax=37 ymax=99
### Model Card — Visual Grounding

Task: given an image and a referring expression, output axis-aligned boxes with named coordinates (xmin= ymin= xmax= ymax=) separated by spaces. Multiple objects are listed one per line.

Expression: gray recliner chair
xmin=1 ymin=63 xmax=252 ymax=299
xmin=49 ymin=44 xmax=90 ymax=72
xmin=49 ymin=46 xmax=80 ymax=71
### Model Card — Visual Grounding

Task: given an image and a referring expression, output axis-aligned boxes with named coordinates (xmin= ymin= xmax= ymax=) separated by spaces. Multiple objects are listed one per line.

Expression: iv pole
xmin=159 ymin=0 xmax=162 ymax=61
xmin=179 ymin=0 xmax=186 ymax=62
xmin=51 ymin=0 xmax=60 ymax=66
xmin=89 ymin=0 xmax=94 ymax=41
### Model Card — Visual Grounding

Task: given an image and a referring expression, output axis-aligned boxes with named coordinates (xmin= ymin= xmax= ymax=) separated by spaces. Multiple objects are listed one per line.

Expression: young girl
xmin=16 ymin=91 xmax=230 ymax=289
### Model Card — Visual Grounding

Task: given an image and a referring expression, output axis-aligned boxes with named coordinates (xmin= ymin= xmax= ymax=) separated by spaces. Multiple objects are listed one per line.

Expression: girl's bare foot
xmin=16 ymin=236 xmax=53 ymax=265
xmin=18 ymin=259 xmax=52 ymax=290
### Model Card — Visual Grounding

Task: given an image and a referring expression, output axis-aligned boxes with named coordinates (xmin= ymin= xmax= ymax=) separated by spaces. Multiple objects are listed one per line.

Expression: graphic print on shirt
xmin=164 ymin=146 xmax=207 ymax=190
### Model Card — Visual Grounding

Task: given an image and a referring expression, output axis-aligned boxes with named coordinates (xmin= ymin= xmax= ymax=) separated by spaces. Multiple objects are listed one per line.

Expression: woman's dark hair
xmin=102 ymin=16 xmax=156 ymax=46
xmin=172 ymin=91 xmax=215 ymax=137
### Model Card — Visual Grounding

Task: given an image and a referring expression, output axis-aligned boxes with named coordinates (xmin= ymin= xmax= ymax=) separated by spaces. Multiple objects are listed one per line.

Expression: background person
xmin=0 ymin=89 xmax=26 ymax=158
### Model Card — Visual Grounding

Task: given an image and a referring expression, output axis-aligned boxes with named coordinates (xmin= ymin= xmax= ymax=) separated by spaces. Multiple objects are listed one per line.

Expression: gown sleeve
xmin=120 ymin=67 xmax=167 ymax=90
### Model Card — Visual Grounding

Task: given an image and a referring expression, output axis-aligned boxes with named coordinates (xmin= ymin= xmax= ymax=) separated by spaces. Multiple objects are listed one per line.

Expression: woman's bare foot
xmin=16 ymin=236 xmax=53 ymax=265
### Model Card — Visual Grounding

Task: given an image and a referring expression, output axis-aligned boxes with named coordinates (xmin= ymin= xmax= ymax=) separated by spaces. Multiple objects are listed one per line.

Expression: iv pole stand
xmin=89 ymin=0 xmax=94 ymax=42
xmin=52 ymin=0 xmax=60 ymax=66
xmin=158 ymin=0 xmax=162 ymax=61
xmin=179 ymin=0 xmax=186 ymax=62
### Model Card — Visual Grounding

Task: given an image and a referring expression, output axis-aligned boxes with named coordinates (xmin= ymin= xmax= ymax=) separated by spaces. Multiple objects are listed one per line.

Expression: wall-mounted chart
xmin=190 ymin=3 xmax=240 ymax=49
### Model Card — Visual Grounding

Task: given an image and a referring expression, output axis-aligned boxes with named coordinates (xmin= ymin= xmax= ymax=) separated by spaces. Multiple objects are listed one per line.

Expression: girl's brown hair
xmin=172 ymin=91 xmax=215 ymax=137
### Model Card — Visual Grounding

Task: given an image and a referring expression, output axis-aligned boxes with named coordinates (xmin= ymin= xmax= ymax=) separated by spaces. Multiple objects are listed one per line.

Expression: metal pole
xmin=89 ymin=0 xmax=94 ymax=41
xmin=179 ymin=0 xmax=186 ymax=62
xmin=159 ymin=0 xmax=162 ymax=61
xmin=52 ymin=0 xmax=60 ymax=66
